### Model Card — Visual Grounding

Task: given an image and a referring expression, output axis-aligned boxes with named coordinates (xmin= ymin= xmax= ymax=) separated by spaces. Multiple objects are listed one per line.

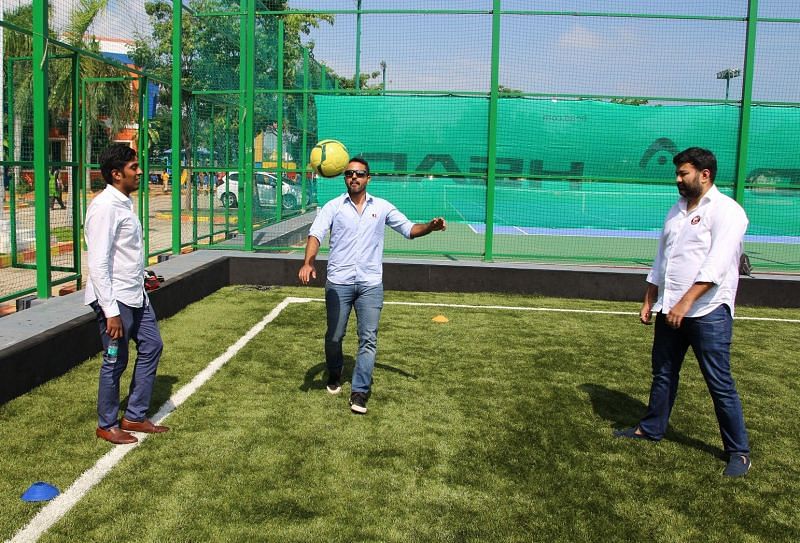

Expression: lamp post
xmin=380 ymin=60 xmax=386 ymax=95
xmin=716 ymin=68 xmax=741 ymax=102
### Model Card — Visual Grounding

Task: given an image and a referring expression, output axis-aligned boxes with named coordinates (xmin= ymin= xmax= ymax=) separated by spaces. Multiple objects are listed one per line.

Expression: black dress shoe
xmin=120 ymin=418 xmax=169 ymax=433
xmin=96 ymin=426 xmax=138 ymax=444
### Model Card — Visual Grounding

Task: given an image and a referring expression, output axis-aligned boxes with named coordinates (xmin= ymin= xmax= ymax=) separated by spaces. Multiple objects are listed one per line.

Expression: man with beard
xmin=299 ymin=157 xmax=446 ymax=414
xmin=614 ymin=147 xmax=751 ymax=477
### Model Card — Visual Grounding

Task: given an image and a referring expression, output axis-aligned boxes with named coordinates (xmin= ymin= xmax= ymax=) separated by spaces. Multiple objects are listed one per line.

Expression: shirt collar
xmin=105 ymin=184 xmax=133 ymax=204
xmin=344 ymin=192 xmax=373 ymax=205
xmin=679 ymin=184 xmax=720 ymax=211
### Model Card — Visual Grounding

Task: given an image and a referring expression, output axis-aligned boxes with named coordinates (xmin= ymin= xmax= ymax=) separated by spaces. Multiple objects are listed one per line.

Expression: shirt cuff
xmin=694 ymin=269 xmax=720 ymax=285
xmin=101 ymin=302 xmax=121 ymax=319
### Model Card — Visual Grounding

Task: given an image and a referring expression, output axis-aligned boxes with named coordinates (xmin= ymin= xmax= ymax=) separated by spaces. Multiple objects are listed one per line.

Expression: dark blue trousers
xmin=639 ymin=304 xmax=750 ymax=456
xmin=91 ymin=301 xmax=164 ymax=430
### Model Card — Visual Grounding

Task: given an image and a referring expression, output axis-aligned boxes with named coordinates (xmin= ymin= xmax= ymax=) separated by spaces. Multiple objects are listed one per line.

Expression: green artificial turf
xmin=1 ymin=287 xmax=798 ymax=542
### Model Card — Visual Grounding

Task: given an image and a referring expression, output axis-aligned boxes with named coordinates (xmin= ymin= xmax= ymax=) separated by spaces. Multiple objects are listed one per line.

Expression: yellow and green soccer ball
xmin=309 ymin=139 xmax=350 ymax=178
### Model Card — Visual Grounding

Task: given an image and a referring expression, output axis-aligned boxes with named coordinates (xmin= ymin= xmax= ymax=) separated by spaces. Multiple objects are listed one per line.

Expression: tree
xmin=610 ymin=97 xmax=649 ymax=106
xmin=498 ymin=85 xmax=523 ymax=96
xmin=324 ymin=68 xmax=382 ymax=91
xmin=49 ymin=0 xmax=136 ymax=191
xmin=2 ymin=1 xmax=136 ymax=195
xmin=130 ymin=0 xmax=334 ymax=181
xmin=2 ymin=4 xmax=35 ymax=192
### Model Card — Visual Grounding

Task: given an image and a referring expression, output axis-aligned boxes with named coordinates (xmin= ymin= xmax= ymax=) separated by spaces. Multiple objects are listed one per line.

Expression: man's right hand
xmin=640 ymin=284 xmax=658 ymax=325
xmin=640 ymin=301 xmax=654 ymax=325
xmin=299 ymin=263 xmax=316 ymax=285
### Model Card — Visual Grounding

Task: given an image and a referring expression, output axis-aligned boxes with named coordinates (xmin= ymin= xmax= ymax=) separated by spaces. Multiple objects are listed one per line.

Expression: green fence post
xmin=242 ymin=0 xmax=255 ymax=250
xmin=355 ymin=0 xmax=362 ymax=91
xmin=139 ymin=74 xmax=151 ymax=260
xmin=7 ymin=58 xmax=18 ymax=266
xmin=237 ymin=1 xmax=247 ymax=240
xmin=225 ymin=106 xmax=232 ymax=237
xmin=484 ymin=0 xmax=502 ymax=262
xmin=80 ymin=79 xmax=88 ymax=246
xmin=191 ymin=95 xmax=198 ymax=243
xmin=734 ymin=0 xmax=759 ymax=205
xmin=171 ymin=0 xmax=183 ymax=254
xmin=71 ymin=52 xmax=82 ymax=287
xmin=208 ymin=103 xmax=215 ymax=239
xmin=301 ymin=47 xmax=310 ymax=212
xmin=32 ymin=0 xmax=51 ymax=298
xmin=275 ymin=18 xmax=285 ymax=221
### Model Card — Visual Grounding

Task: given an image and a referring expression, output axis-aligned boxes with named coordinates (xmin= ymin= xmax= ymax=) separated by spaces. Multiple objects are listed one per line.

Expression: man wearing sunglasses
xmin=299 ymin=157 xmax=446 ymax=414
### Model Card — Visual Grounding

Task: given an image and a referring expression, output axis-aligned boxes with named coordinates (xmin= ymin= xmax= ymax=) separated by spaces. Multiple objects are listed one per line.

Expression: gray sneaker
xmin=349 ymin=392 xmax=368 ymax=414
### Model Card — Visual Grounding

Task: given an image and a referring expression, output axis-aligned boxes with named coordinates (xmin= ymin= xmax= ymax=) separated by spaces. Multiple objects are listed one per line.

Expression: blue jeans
xmin=639 ymin=304 xmax=750 ymax=456
xmin=324 ymin=281 xmax=384 ymax=394
xmin=91 ymin=301 xmax=164 ymax=429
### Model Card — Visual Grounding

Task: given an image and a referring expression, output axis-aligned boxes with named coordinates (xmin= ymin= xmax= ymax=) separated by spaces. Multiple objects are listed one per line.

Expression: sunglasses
xmin=344 ymin=169 xmax=368 ymax=179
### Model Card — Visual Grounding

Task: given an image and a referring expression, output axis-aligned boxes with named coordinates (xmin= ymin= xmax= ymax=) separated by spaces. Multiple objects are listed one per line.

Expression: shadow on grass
xmin=580 ymin=383 xmax=725 ymax=460
xmin=118 ymin=374 xmax=179 ymax=418
xmin=300 ymin=357 xmax=417 ymax=392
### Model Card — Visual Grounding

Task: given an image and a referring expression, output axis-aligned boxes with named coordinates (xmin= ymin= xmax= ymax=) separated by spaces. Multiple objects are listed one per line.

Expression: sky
xmin=292 ymin=0 xmax=800 ymax=103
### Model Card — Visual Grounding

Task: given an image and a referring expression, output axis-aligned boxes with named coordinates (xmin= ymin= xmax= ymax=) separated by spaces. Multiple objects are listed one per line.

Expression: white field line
xmin=10 ymin=294 xmax=797 ymax=540
xmin=296 ymin=297 xmax=800 ymax=322
xmin=9 ymin=296 xmax=310 ymax=543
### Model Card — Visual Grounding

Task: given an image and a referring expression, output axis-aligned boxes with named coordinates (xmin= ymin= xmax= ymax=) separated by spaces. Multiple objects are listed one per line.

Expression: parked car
xmin=215 ymin=171 xmax=308 ymax=210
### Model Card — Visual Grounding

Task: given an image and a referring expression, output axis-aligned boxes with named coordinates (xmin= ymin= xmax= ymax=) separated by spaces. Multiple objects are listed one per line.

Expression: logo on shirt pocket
xmin=691 ymin=215 xmax=701 ymax=225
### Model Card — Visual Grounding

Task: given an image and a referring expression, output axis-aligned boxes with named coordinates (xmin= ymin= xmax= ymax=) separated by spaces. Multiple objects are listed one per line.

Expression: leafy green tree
xmin=325 ymin=68 xmax=382 ymax=91
xmin=130 ymin=0 xmax=334 ymax=172
xmin=2 ymin=1 xmax=136 ymax=193
xmin=2 ymin=4 xmax=35 ymax=190
xmin=610 ymin=97 xmax=649 ymax=106
xmin=50 ymin=0 xmax=136 ymax=189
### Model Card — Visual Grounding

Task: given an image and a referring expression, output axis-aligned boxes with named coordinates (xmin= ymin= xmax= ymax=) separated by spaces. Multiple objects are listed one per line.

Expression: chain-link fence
xmin=2 ymin=1 xmax=800 ymax=307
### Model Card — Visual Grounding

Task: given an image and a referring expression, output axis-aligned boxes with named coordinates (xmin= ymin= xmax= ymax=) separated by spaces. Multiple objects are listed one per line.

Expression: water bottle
xmin=106 ymin=339 xmax=119 ymax=365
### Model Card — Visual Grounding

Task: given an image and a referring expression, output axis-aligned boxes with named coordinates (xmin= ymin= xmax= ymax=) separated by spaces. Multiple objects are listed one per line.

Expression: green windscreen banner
xmin=315 ymin=95 xmax=800 ymax=186
xmin=314 ymin=96 xmax=799 ymax=238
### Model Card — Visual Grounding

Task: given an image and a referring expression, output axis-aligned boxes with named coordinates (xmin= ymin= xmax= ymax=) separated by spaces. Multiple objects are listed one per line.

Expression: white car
xmin=215 ymin=171 xmax=306 ymax=210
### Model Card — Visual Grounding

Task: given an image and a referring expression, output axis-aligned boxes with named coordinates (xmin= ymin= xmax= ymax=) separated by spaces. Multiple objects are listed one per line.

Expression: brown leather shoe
xmin=120 ymin=418 xmax=169 ymax=434
xmin=96 ymin=426 xmax=138 ymax=445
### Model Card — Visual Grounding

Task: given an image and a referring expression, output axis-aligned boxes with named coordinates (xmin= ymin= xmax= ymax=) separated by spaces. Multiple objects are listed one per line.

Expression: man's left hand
xmin=429 ymin=217 xmax=447 ymax=232
xmin=666 ymin=300 xmax=692 ymax=329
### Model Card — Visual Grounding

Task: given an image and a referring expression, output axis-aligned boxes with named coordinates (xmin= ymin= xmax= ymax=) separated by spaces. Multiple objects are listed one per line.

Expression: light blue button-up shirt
xmin=309 ymin=192 xmax=414 ymax=285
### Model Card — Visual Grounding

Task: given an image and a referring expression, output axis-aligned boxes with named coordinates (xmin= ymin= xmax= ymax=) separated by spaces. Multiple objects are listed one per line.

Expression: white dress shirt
xmin=84 ymin=185 xmax=146 ymax=317
xmin=647 ymin=184 xmax=748 ymax=317
xmin=309 ymin=192 xmax=414 ymax=285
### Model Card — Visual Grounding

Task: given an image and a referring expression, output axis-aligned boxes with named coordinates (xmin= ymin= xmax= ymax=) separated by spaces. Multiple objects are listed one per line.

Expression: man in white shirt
xmin=299 ymin=157 xmax=446 ymax=414
xmin=85 ymin=144 xmax=169 ymax=444
xmin=614 ymin=147 xmax=751 ymax=477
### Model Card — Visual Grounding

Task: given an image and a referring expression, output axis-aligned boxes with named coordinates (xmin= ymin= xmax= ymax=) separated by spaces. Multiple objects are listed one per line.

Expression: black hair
xmin=99 ymin=143 xmax=137 ymax=185
xmin=349 ymin=156 xmax=370 ymax=175
xmin=673 ymin=147 xmax=717 ymax=182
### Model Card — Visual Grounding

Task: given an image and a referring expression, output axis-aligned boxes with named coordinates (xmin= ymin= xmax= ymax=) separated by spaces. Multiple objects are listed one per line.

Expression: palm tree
xmin=49 ymin=0 xmax=136 ymax=193
xmin=2 ymin=4 xmax=34 ymax=193
xmin=2 ymin=1 xmax=136 ymax=199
